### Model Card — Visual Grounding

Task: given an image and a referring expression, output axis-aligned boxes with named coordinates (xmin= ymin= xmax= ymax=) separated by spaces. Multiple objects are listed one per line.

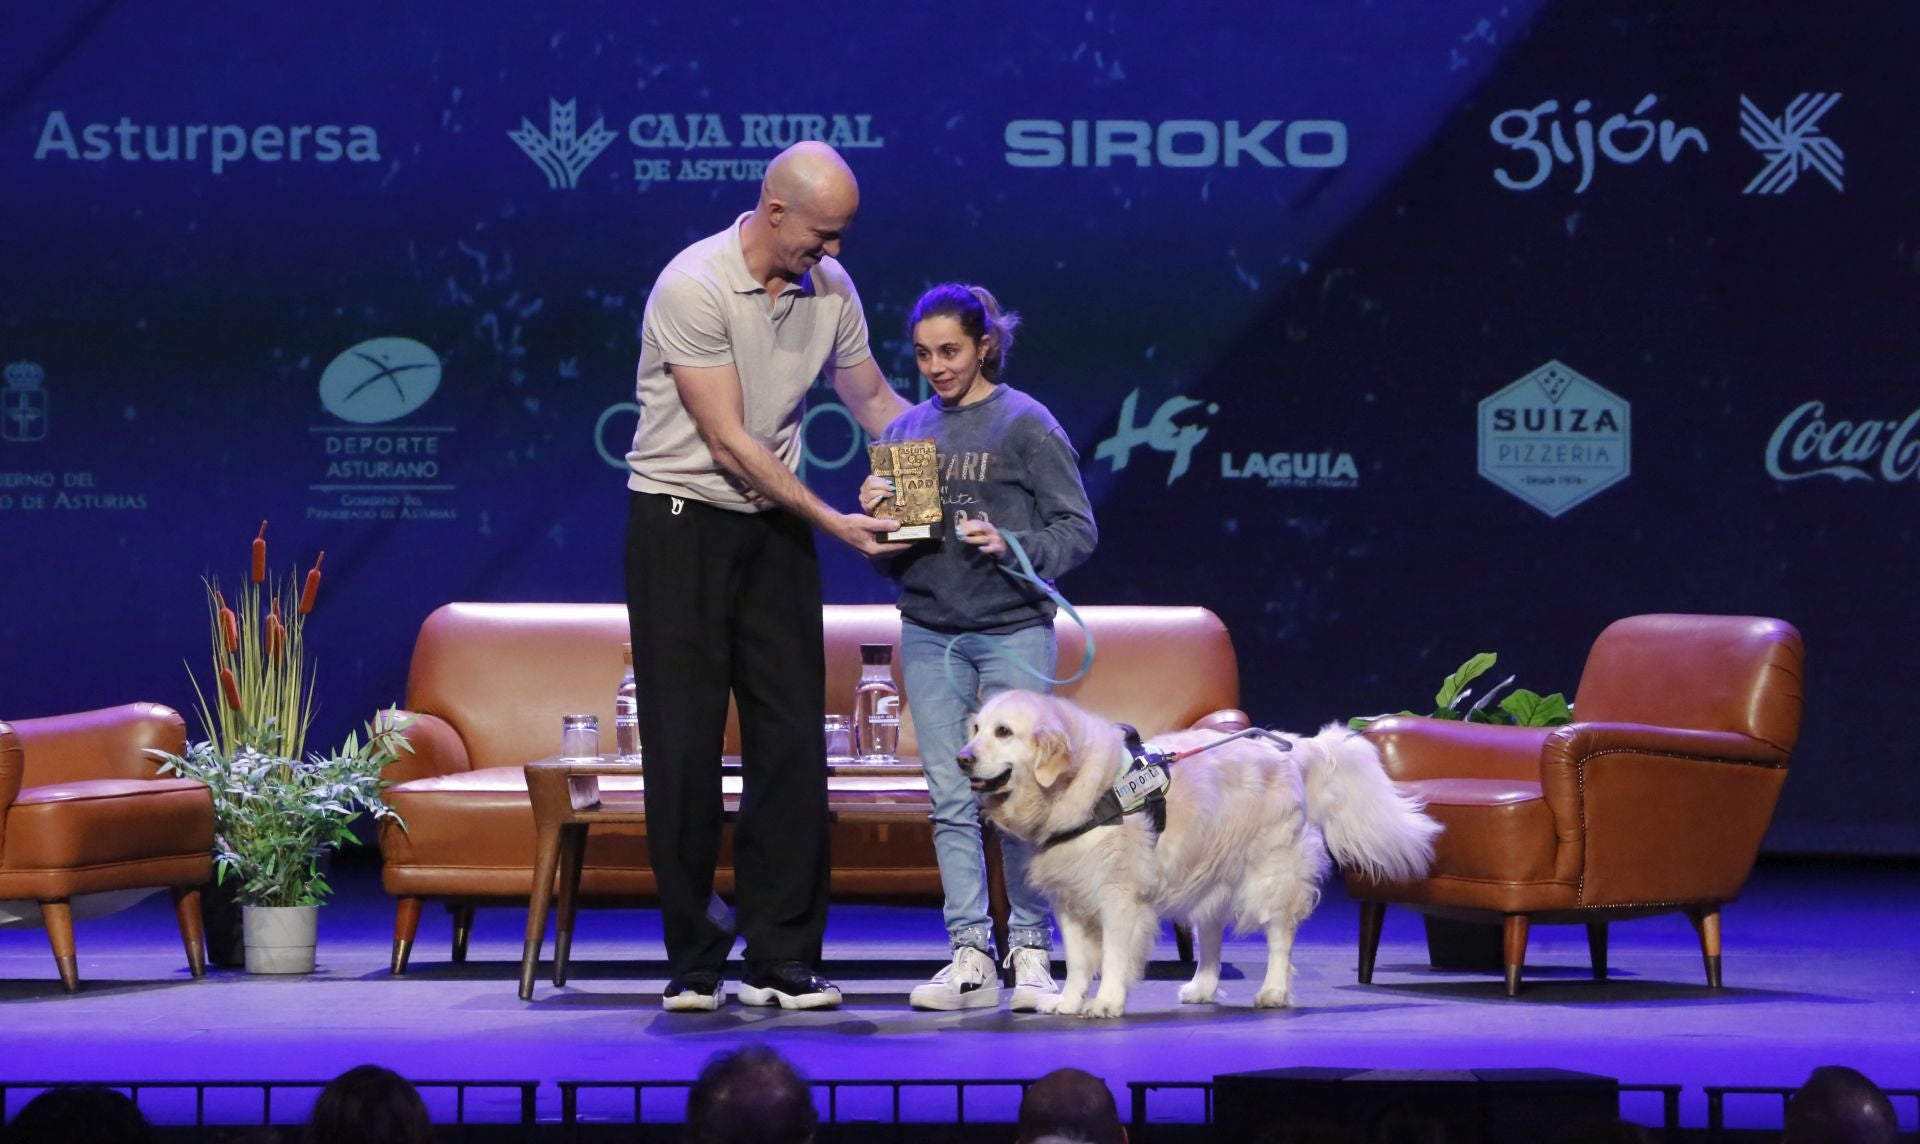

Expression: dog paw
xmin=1054 ymin=995 xmax=1083 ymax=1016
xmin=1178 ymin=982 xmax=1217 ymax=1005
xmin=1080 ymin=997 xmax=1126 ymax=1019
xmin=1253 ymin=987 xmax=1293 ymax=1009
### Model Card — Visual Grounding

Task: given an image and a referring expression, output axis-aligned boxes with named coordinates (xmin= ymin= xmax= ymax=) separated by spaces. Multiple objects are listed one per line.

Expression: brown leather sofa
xmin=0 ymin=703 xmax=214 ymax=992
xmin=1346 ymin=614 xmax=1804 ymax=995
xmin=379 ymin=602 xmax=1243 ymax=972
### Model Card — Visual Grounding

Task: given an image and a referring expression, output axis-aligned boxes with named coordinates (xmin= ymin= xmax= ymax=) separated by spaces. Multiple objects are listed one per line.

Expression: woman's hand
xmin=958 ymin=518 xmax=1007 ymax=558
xmin=859 ymin=474 xmax=894 ymax=515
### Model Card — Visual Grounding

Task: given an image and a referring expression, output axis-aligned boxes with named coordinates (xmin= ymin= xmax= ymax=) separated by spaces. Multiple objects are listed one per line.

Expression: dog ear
xmin=1032 ymin=721 xmax=1075 ymax=789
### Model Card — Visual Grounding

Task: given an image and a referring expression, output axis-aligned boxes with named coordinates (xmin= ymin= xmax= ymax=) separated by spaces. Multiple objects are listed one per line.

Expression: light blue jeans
xmin=900 ymin=618 xmax=1055 ymax=954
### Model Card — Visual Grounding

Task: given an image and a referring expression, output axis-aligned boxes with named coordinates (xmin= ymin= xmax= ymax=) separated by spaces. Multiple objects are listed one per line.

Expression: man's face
xmin=772 ymin=194 xmax=855 ymax=279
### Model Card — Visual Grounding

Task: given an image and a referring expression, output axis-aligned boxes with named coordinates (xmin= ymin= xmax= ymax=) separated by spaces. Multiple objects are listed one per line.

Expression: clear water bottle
xmin=615 ymin=642 xmax=641 ymax=762
xmin=852 ymin=643 xmax=900 ymax=764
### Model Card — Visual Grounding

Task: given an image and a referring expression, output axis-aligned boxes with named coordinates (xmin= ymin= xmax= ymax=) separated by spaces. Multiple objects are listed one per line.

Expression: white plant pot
xmin=242 ymin=905 xmax=318 ymax=974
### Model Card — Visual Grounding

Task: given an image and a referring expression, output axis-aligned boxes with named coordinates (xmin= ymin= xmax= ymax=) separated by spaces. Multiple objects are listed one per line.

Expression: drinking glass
xmin=560 ymin=713 xmax=599 ymax=761
xmin=823 ymin=715 xmax=854 ymax=763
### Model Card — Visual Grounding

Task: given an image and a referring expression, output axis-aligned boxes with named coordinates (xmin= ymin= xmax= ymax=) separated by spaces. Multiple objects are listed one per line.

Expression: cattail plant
xmin=157 ymin=521 xmax=410 ymax=908
xmin=189 ymin=532 xmax=317 ymax=764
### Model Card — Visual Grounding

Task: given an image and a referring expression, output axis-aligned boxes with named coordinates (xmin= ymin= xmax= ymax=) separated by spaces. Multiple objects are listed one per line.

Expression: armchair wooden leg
xmin=1357 ymin=902 xmax=1386 ymax=984
xmin=553 ymin=823 xmax=588 ymax=988
xmin=42 ymin=900 xmax=79 ymax=994
xmin=1501 ymin=914 xmax=1530 ymax=997
xmin=391 ymin=896 xmax=424 ymax=975
xmin=1586 ymin=922 xmax=1608 ymax=981
xmin=1687 ymin=905 xmax=1723 ymax=988
xmin=450 ymin=905 xmax=475 ymax=964
xmin=171 ymin=887 xmax=207 ymax=979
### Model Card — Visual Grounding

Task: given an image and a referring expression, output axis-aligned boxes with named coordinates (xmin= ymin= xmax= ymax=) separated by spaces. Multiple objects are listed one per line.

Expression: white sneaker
xmin=1006 ymin=947 xmax=1059 ymax=1012
xmin=909 ymin=946 xmax=1001 ymax=1011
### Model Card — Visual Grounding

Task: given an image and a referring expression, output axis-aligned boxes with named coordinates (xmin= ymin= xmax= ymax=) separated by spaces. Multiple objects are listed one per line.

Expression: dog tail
xmin=1296 ymin=723 xmax=1441 ymax=884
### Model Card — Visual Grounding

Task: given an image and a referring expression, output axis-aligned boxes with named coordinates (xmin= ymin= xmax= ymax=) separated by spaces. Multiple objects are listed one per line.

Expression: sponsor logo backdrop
xmin=2 ymin=1 xmax=1915 ymax=851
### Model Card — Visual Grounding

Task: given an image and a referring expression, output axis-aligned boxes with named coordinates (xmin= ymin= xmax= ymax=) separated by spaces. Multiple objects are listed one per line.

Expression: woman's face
xmin=913 ymin=314 xmax=994 ymax=406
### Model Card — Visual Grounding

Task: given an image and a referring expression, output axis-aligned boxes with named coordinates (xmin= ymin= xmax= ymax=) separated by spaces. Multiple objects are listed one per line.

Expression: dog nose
xmin=956 ymin=748 xmax=974 ymax=772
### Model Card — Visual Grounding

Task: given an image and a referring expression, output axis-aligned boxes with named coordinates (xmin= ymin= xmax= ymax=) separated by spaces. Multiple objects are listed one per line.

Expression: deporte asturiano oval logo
xmin=319 ymin=337 xmax=442 ymax=424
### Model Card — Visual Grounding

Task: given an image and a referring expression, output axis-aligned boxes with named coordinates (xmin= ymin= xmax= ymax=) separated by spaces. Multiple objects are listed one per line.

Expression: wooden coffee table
xmin=516 ymin=756 xmax=1000 ymax=1000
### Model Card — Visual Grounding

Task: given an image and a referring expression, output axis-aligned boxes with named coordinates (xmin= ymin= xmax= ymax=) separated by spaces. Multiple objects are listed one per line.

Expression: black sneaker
xmin=738 ymin=961 xmax=842 ymax=1010
xmin=662 ymin=969 xmax=724 ymax=1012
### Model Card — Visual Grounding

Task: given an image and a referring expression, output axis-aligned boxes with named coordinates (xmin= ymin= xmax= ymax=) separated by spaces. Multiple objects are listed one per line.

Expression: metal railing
xmin=1705 ymin=1084 xmax=1920 ymax=1136
xmin=0 ymin=1078 xmax=538 ymax=1139
xmin=6 ymin=1075 xmax=1914 ymax=1138
xmin=557 ymin=1077 xmax=1034 ymax=1135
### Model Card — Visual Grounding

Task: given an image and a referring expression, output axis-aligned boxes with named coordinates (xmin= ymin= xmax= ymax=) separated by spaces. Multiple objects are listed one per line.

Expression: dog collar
xmin=1038 ymin=724 xmax=1172 ymax=851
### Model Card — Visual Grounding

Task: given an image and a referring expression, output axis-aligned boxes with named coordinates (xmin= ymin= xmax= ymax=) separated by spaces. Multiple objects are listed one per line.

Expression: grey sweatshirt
xmin=879 ymin=385 xmax=1098 ymax=634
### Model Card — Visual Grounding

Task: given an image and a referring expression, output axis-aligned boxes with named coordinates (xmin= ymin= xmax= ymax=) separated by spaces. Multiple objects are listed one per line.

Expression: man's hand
xmin=829 ymin=510 xmax=913 ymax=557
xmin=859 ymin=474 xmax=894 ymax=515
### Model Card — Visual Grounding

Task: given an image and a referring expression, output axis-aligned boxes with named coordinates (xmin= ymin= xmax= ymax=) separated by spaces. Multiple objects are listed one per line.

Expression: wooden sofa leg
xmin=983 ymin=823 xmax=1012 ymax=984
xmin=1688 ymin=905 xmax=1723 ymax=988
xmin=451 ymin=905 xmax=475 ymax=964
xmin=1502 ymin=914 xmax=1530 ymax=997
xmin=1586 ymin=922 xmax=1608 ymax=980
xmin=172 ymin=887 xmax=208 ymax=979
xmin=392 ymin=896 xmax=424 ymax=975
xmin=43 ymin=900 xmax=79 ymax=993
xmin=1357 ymin=902 xmax=1385 ymax=984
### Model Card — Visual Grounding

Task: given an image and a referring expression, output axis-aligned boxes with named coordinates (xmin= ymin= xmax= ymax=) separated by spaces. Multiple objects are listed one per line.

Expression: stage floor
xmin=1 ymin=856 xmax=1913 ymax=1134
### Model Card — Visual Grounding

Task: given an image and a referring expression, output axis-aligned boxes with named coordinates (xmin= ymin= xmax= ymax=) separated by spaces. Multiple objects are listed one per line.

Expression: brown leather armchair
xmin=1347 ymin=614 xmax=1804 ymax=995
xmin=0 ymin=703 xmax=214 ymax=992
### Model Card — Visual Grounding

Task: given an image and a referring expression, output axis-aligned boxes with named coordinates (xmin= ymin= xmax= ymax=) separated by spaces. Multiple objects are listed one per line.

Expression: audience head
xmin=1018 ymin=1068 xmax=1126 ymax=1144
xmin=3 ymin=1086 xmax=151 ymax=1144
xmin=685 ymin=1044 xmax=817 ymax=1144
xmin=1783 ymin=1065 xmax=1898 ymax=1144
xmin=305 ymin=1065 xmax=432 ymax=1144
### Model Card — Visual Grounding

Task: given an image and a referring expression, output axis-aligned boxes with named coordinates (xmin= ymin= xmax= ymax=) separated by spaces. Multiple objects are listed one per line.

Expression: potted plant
xmin=153 ymin=522 xmax=408 ymax=973
xmin=1349 ymin=652 xmax=1569 ymax=969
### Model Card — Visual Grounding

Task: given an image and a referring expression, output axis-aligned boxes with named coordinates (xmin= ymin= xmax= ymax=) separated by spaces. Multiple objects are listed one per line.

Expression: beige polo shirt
xmin=626 ymin=212 xmax=873 ymax=511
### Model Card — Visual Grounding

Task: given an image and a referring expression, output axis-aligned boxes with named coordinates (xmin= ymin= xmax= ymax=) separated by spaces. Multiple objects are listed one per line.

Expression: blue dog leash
xmin=939 ymin=528 xmax=1095 ymax=701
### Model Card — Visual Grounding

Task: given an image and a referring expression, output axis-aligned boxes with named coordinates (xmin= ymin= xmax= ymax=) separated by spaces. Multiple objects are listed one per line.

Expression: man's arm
xmin=826 ymin=355 xmax=910 ymax=438
xmin=670 ymin=360 xmax=910 ymax=556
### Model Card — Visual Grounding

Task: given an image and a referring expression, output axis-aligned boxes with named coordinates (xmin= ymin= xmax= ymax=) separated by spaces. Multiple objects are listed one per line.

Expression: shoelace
xmin=1003 ymin=949 xmax=1056 ymax=988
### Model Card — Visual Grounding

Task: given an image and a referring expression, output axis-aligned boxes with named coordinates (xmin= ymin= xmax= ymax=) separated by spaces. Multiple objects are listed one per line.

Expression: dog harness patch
xmin=1039 ymin=724 xmax=1173 ymax=850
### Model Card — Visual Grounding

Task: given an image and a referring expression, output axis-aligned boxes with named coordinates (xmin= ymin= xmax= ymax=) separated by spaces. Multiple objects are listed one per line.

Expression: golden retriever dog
xmin=960 ymin=690 xmax=1439 ymax=1018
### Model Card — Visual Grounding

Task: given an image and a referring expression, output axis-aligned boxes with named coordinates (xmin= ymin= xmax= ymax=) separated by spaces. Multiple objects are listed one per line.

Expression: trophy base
xmin=881 ymin=522 xmax=942 ymax=543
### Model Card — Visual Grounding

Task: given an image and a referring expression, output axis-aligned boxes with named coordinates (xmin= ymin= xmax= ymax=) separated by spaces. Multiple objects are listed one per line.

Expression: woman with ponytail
xmin=861 ymin=283 xmax=1098 ymax=1011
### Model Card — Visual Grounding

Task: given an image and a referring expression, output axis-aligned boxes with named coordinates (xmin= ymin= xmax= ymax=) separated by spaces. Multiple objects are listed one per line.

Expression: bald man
xmin=1782 ymin=1066 xmax=1899 ymax=1144
xmin=625 ymin=141 xmax=910 ymax=1012
xmin=1018 ymin=1069 xmax=1128 ymax=1144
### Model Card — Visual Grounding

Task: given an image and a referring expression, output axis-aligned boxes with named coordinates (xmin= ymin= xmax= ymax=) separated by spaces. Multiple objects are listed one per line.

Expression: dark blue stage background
xmin=3 ymin=2 xmax=1915 ymax=852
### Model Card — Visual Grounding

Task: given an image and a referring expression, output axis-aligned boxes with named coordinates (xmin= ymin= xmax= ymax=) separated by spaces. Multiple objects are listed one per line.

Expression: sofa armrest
xmin=1538 ymin=721 xmax=1791 ymax=905
xmin=5 ymin=703 xmax=187 ymax=784
xmin=0 ymin=722 xmax=20 ymax=824
xmin=1362 ymin=715 xmax=1554 ymax=783
xmin=380 ymin=710 xmax=474 ymax=789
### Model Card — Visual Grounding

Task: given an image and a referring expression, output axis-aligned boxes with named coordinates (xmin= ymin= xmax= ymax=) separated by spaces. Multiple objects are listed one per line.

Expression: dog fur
xmin=960 ymin=690 xmax=1440 ymax=1018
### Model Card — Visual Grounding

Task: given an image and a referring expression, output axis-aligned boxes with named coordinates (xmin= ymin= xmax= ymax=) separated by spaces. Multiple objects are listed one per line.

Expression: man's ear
xmin=1033 ymin=722 xmax=1074 ymax=789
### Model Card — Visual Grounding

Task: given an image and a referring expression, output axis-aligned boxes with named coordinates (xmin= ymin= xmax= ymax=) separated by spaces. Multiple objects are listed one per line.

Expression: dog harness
xmin=1039 ymin=725 xmax=1173 ymax=850
xmin=1035 ymin=723 xmax=1299 ymax=852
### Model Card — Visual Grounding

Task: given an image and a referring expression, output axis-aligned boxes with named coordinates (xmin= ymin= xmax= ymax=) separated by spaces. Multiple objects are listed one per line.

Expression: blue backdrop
xmin=3 ymin=1 xmax=1914 ymax=852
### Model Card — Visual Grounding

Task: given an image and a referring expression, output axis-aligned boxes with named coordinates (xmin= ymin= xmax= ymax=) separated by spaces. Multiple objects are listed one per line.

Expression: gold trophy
xmin=868 ymin=439 xmax=943 ymax=542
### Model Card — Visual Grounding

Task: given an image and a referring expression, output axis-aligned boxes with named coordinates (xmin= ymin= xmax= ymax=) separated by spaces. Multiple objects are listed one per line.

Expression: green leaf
xmin=1434 ymin=653 xmax=1497 ymax=710
xmin=1499 ymin=689 xmax=1574 ymax=727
